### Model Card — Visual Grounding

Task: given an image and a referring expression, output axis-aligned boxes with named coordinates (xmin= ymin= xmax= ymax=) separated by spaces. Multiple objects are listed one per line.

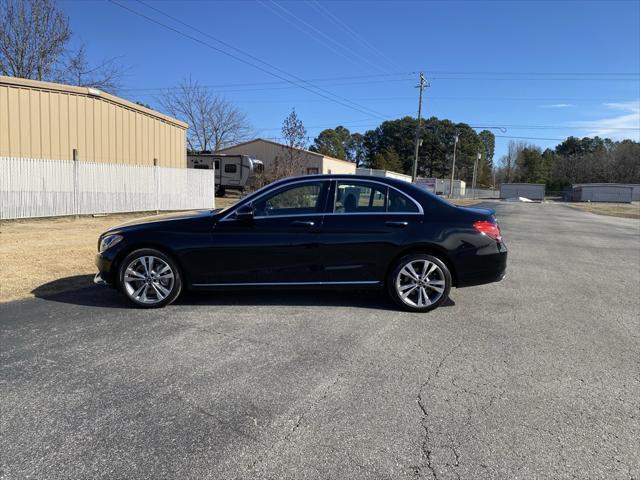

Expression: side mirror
xmin=235 ymin=204 xmax=254 ymax=221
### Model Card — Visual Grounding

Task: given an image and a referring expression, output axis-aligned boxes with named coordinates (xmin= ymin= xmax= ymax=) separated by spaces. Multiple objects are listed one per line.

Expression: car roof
xmin=268 ymin=174 xmax=453 ymax=209
xmin=276 ymin=173 xmax=412 ymax=188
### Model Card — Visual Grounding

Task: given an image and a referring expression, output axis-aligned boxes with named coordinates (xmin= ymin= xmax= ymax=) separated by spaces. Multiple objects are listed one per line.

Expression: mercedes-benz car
xmin=95 ymin=174 xmax=507 ymax=312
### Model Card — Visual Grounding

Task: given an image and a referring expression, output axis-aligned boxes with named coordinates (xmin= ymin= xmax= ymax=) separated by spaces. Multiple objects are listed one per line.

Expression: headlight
xmin=99 ymin=234 xmax=123 ymax=253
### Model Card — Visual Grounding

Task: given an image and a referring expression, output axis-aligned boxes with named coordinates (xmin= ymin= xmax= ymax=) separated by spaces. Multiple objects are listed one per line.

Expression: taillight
xmin=473 ymin=220 xmax=502 ymax=241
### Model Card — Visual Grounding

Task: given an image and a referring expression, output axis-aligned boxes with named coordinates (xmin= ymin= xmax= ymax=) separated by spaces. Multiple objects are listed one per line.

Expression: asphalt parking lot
xmin=1 ymin=202 xmax=639 ymax=480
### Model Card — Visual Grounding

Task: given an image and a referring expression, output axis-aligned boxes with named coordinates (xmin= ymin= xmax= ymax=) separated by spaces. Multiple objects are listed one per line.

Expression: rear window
xmin=224 ymin=164 xmax=237 ymax=173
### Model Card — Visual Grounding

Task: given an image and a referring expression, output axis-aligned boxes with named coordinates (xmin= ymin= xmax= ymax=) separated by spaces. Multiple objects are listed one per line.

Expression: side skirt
xmin=190 ymin=281 xmax=383 ymax=289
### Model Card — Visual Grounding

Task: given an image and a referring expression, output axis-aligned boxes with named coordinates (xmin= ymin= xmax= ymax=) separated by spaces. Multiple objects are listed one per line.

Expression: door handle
xmin=385 ymin=221 xmax=408 ymax=228
xmin=291 ymin=220 xmax=315 ymax=227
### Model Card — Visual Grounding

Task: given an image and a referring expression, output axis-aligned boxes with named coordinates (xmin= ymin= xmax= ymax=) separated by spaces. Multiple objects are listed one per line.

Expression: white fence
xmin=0 ymin=157 xmax=215 ymax=219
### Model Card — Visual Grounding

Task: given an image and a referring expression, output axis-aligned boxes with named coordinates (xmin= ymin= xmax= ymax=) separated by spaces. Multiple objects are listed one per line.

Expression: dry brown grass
xmin=449 ymin=198 xmax=483 ymax=206
xmin=568 ymin=202 xmax=640 ymax=219
xmin=0 ymin=198 xmax=240 ymax=303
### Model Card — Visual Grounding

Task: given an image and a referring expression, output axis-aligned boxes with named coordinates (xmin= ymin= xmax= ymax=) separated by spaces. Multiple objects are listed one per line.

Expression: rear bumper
xmin=455 ymin=246 xmax=508 ymax=288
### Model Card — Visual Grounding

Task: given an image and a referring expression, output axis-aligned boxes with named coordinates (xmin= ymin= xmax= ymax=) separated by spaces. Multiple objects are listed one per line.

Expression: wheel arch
xmin=386 ymin=244 xmax=458 ymax=287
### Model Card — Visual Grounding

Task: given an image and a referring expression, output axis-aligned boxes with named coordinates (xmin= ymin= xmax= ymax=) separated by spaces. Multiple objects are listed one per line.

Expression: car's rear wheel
xmin=388 ymin=253 xmax=451 ymax=312
xmin=118 ymin=248 xmax=182 ymax=308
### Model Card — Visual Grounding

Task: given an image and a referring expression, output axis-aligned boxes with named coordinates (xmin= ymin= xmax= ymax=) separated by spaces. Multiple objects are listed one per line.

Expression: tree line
xmin=495 ymin=137 xmax=640 ymax=191
xmin=309 ymin=117 xmax=496 ymax=185
xmin=309 ymin=118 xmax=640 ymax=189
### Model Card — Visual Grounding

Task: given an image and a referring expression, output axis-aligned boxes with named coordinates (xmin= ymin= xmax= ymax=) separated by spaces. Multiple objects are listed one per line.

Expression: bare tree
xmin=0 ymin=0 xmax=70 ymax=80
xmin=58 ymin=45 xmax=124 ymax=93
xmin=500 ymin=140 xmax=527 ymax=183
xmin=0 ymin=0 xmax=124 ymax=92
xmin=158 ymin=78 xmax=252 ymax=153
xmin=274 ymin=108 xmax=307 ymax=178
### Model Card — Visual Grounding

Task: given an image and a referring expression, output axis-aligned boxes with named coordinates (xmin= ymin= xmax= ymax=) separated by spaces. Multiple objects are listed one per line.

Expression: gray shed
xmin=499 ymin=183 xmax=545 ymax=201
xmin=572 ymin=184 xmax=633 ymax=203
xmin=572 ymin=183 xmax=639 ymax=201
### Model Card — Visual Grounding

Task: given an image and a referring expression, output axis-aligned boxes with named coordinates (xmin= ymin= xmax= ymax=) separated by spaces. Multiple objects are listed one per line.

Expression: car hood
xmin=110 ymin=210 xmax=212 ymax=230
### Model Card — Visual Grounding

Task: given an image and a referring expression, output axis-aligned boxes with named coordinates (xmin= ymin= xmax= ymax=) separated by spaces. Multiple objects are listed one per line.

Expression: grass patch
xmin=568 ymin=202 xmax=640 ymax=219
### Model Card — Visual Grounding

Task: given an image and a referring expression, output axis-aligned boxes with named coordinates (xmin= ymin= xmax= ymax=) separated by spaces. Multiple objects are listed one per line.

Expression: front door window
xmin=253 ymin=182 xmax=325 ymax=217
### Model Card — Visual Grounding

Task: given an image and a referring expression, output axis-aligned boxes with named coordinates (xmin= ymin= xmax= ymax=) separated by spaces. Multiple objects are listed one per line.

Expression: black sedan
xmin=95 ymin=175 xmax=507 ymax=312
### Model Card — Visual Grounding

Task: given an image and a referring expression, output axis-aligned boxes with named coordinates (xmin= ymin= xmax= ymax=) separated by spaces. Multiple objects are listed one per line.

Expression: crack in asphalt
xmin=445 ymin=437 xmax=462 ymax=480
xmin=414 ymin=341 xmax=463 ymax=480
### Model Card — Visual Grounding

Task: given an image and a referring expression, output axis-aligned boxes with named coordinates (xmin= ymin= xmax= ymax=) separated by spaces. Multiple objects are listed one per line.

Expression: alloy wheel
xmin=123 ymin=255 xmax=175 ymax=305
xmin=394 ymin=259 xmax=446 ymax=308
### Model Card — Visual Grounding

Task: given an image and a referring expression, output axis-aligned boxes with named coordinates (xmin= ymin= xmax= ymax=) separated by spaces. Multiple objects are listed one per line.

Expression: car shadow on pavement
xmin=31 ymin=276 xmax=456 ymax=311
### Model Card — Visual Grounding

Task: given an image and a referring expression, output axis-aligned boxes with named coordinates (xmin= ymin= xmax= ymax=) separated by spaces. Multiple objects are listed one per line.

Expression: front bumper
xmin=94 ymin=272 xmax=110 ymax=286
xmin=95 ymin=250 xmax=119 ymax=286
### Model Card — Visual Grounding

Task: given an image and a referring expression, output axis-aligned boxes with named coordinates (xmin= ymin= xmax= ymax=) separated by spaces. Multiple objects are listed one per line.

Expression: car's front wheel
xmin=118 ymin=248 xmax=182 ymax=308
xmin=388 ymin=253 xmax=451 ymax=312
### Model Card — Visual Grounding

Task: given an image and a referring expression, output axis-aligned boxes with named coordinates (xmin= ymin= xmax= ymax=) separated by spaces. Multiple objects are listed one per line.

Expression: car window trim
xmin=221 ymin=177 xmax=424 ymax=221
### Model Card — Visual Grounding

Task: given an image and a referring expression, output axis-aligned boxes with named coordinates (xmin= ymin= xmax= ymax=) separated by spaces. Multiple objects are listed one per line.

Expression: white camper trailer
xmin=188 ymin=153 xmax=264 ymax=196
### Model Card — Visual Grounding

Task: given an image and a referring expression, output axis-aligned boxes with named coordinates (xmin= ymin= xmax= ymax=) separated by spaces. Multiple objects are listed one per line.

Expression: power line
xmin=109 ymin=0 xmax=390 ymax=120
xmin=306 ymin=0 xmax=402 ymax=71
xmin=495 ymin=135 xmax=564 ymax=141
xmin=429 ymin=76 xmax=639 ymax=82
xmin=121 ymin=85 xmax=635 ymax=104
xmin=116 ymin=69 xmax=638 ymax=93
xmin=469 ymin=124 xmax=640 ymax=131
xmin=420 ymin=70 xmax=639 ymax=76
xmin=260 ymin=0 xmax=388 ymax=74
xmin=118 ymin=72 xmax=416 ymax=92
xmin=255 ymin=119 xmax=639 ymax=134
xmin=134 ymin=0 xmax=390 ymax=119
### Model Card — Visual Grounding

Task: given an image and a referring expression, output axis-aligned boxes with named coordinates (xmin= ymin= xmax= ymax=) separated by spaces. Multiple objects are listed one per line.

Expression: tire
xmin=118 ymin=248 xmax=182 ymax=308
xmin=387 ymin=253 xmax=451 ymax=312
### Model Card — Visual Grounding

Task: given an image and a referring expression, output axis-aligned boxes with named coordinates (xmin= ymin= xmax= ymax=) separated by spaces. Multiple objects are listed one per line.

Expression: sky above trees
xmin=58 ymin=0 xmax=640 ymax=160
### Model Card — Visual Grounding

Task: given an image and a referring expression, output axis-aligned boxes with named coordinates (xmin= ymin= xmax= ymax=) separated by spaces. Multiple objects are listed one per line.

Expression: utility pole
xmin=471 ymin=150 xmax=480 ymax=198
xmin=449 ymin=132 xmax=459 ymax=198
xmin=412 ymin=72 xmax=428 ymax=182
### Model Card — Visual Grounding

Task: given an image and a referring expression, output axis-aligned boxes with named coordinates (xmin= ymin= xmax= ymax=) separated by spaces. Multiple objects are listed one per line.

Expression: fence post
xmin=154 ymin=158 xmax=159 ymax=214
xmin=73 ymin=149 xmax=79 ymax=219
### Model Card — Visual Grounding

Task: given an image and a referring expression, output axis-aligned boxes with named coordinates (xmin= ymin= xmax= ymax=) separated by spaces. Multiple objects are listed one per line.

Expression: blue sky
xmin=60 ymin=0 xmax=640 ymax=160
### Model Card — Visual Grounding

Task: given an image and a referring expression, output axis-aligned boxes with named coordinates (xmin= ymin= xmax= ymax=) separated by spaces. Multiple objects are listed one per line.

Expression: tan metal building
xmin=0 ymin=76 xmax=187 ymax=167
xmin=216 ymin=138 xmax=356 ymax=176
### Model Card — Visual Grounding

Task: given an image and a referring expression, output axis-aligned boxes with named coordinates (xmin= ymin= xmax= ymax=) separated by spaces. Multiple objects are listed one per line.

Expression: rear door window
xmin=334 ymin=182 xmax=387 ymax=213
